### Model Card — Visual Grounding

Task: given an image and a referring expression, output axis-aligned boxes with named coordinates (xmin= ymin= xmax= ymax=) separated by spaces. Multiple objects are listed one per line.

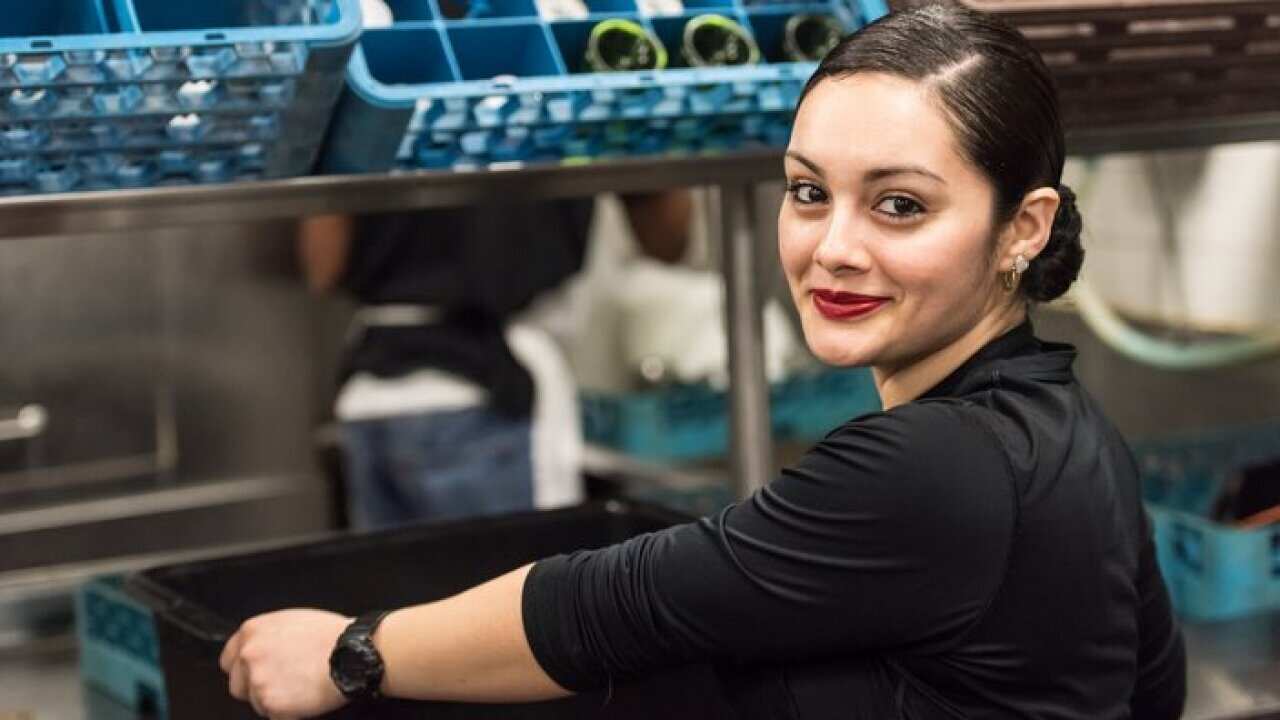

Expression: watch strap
xmin=332 ymin=609 xmax=392 ymax=701
xmin=345 ymin=609 xmax=392 ymax=641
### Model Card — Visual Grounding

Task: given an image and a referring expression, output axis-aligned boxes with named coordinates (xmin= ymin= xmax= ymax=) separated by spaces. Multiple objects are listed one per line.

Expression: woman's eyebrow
xmin=784 ymin=151 xmax=824 ymax=177
xmin=785 ymin=153 xmax=946 ymax=186
xmin=865 ymin=166 xmax=946 ymax=184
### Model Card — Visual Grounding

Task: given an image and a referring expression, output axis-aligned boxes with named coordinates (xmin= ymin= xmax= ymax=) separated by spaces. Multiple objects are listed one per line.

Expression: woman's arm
xmin=378 ymin=563 xmax=569 ymax=702
xmin=297 ymin=214 xmax=353 ymax=293
xmin=621 ymin=191 xmax=692 ymax=264
xmin=220 ymin=564 xmax=568 ymax=719
xmin=221 ymin=403 xmax=1011 ymax=717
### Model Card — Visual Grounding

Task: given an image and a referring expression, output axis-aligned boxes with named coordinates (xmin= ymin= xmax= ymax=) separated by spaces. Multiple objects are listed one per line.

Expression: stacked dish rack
xmin=0 ymin=0 xmax=360 ymax=194
xmin=320 ymin=0 xmax=888 ymax=171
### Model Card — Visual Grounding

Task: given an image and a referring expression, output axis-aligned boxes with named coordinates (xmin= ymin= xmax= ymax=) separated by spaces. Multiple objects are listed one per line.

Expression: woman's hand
xmin=219 ymin=609 xmax=351 ymax=719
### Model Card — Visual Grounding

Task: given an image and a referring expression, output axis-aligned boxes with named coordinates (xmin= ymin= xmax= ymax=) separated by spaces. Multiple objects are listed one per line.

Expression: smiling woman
xmin=218 ymin=5 xmax=1184 ymax=720
xmin=778 ymin=3 xmax=1085 ymax=406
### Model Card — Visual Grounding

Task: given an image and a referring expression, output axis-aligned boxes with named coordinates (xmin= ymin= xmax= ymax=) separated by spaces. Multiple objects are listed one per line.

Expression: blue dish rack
xmin=321 ymin=0 xmax=888 ymax=171
xmin=1134 ymin=420 xmax=1280 ymax=621
xmin=77 ymin=576 xmax=167 ymax=716
xmin=581 ymin=366 xmax=881 ymax=461
xmin=0 ymin=0 xmax=360 ymax=194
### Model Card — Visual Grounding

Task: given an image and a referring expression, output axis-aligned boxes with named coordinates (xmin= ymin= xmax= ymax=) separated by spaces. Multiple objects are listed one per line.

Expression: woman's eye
xmin=873 ymin=195 xmax=925 ymax=220
xmin=787 ymin=181 xmax=828 ymax=205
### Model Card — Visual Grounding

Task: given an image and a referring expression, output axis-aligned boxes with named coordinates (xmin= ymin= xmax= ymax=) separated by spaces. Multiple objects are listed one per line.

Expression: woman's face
xmin=780 ymin=72 xmax=1005 ymax=373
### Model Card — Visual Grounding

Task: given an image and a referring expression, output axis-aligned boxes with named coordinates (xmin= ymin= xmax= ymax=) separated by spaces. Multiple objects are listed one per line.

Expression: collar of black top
xmin=919 ymin=319 xmax=1077 ymax=401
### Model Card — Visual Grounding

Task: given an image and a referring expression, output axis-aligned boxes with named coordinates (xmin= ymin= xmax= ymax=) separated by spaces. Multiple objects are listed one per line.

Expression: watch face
xmin=330 ymin=638 xmax=379 ymax=696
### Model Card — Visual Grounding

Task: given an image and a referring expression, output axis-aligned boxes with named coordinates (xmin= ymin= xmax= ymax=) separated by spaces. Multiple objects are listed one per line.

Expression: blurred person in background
xmin=298 ymin=192 xmax=690 ymax=530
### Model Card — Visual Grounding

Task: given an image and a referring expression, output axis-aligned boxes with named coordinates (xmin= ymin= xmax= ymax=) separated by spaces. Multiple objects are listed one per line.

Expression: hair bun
xmin=1022 ymin=183 xmax=1085 ymax=302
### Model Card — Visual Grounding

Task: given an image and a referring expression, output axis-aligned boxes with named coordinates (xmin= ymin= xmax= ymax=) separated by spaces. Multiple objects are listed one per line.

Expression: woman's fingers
xmin=220 ymin=628 xmax=244 ymax=674
xmin=229 ymin=657 xmax=250 ymax=701
xmin=247 ymin=682 xmax=269 ymax=719
xmin=228 ymin=643 xmax=270 ymax=718
xmin=220 ymin=609 xmax=350 ymax=718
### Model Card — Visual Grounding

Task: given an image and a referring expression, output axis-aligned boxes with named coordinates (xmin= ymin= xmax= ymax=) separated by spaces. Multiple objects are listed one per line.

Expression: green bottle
xmin=681 ymin=14 xmax=761 ymax=67
xmin=585 ymin=19 xmax=669 ymax=72
xmin=783 ymin=13 xmax=844 ymax=62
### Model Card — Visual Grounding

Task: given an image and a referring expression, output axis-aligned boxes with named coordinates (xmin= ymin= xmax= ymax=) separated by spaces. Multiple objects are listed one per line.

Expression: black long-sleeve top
xmin=523 ymin=322 xmax=1186 ymax=719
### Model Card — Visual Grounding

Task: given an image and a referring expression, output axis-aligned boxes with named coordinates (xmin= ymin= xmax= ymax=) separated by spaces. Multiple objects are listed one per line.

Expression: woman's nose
xmin=813 ymin=211 xmax=871 ymax=276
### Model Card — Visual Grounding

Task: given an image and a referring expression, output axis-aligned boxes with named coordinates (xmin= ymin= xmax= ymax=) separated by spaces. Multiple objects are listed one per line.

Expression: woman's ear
xmin=997 ymin=187 xmax=1059 ymax=271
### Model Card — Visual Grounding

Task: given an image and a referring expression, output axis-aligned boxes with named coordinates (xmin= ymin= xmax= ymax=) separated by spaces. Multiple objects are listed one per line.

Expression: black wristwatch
xmin=329 ymin=610 xmax=392 ymax=702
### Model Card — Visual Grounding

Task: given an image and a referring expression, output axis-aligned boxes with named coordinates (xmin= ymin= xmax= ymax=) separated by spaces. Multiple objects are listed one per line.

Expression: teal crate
xmin=0 ymin=0 xmax=360 ymax=194
xmin=76 ymin=576 xmax=167 ymax=716
xmin=320 ymin=0 xmax=887 ymax=171
xmin=1134 ymin=420 xmax=1280 ymax=621
xmin=581 ymin=366 xmax=880 ymax=461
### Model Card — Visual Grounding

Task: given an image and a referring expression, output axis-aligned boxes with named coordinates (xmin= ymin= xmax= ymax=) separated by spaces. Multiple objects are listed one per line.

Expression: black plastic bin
xmin=125 ymin=501 xmax=737 ymax=719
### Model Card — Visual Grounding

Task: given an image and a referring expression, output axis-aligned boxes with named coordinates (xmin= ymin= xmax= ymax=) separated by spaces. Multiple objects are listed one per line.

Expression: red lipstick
xmin=811 ymin=290 xmax=889 ymax=320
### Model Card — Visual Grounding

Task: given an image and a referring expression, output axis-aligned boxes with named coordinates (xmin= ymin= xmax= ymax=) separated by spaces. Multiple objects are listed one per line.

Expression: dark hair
xmin=798 ymin=2 xmax=1084 ymax=302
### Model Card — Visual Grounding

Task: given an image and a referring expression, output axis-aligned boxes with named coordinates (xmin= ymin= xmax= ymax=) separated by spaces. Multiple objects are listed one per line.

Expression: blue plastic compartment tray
xmin=0 ymin=0 xmax=360 ymax=194
xmin=1134 ymin=420 xmax=1280 ymax=621
xmin=77 ymin=576 xmax=167 ymax=716
xmin=581 ymin=366 xmax=880 ymax=461
xmin=321 ymin=0 xmax=888 ymax=171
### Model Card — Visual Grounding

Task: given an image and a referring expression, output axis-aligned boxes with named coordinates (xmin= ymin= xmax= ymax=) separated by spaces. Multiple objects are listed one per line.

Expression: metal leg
xmin=718 ymin=183 xmax=773 ymax=499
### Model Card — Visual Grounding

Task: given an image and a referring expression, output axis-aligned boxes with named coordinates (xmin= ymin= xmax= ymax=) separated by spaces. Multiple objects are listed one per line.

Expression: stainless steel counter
xmin=4 ymin=612 xmax=1278 ymax=720
xmin=1184 ymin=613 xmax=1280 ymax=719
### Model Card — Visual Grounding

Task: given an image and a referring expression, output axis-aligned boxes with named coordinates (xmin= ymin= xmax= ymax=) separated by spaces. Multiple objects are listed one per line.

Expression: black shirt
xmin=523 ymin=322 xmax=1186 ymax=719
xmin=340 ymin=201 xmax=594 ymax=416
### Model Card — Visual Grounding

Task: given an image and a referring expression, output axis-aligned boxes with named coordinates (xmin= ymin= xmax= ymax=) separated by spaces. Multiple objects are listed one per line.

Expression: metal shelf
xmin=0 ymin=151 xmax=785 ymax=241
xmin=1066 ymin=113 xmax=1280 ymax=157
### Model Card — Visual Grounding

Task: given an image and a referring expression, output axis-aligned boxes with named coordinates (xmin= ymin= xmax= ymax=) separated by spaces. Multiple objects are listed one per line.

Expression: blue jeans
xmin=340 ymin=406 xmax=534 ymax=531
